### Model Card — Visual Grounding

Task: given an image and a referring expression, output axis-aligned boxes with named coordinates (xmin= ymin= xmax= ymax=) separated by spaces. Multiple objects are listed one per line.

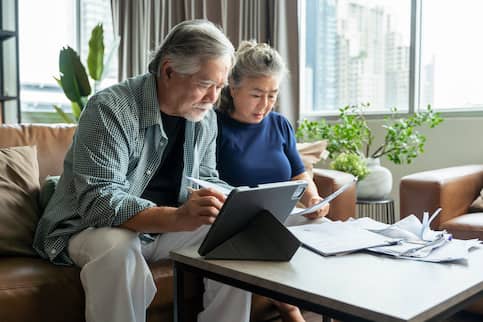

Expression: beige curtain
xmin=110 ymin=0 xmax=300 ymax=124
xmin=272 ymin=0 xmax=300 ymax=124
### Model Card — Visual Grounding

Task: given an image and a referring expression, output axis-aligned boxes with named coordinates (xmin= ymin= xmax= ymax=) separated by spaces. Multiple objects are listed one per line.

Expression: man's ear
xmin=166 ymin=67 xmax=173 ymax=79
xmin=160 ymin=61 xmax=173 ymax=80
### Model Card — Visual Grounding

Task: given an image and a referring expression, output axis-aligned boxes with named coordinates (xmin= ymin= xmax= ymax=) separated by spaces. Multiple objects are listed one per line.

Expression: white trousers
xmin=68 ymin=225 xmax=251 ymax=322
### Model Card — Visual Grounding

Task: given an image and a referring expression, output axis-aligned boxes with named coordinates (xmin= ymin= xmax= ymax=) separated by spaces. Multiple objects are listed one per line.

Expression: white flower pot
xmin=356 ymin=158 xmax=393 ymax=200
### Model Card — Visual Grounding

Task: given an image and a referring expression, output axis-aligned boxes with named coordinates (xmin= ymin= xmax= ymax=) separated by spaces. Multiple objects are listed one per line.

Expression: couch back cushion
xmin=0 ymin=145 xmax=40 ymax=256
xmin=0 ymin=124 xmax=76 ymax=183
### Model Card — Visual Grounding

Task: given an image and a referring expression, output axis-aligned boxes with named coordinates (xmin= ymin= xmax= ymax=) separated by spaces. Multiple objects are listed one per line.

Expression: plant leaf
xmin=53 ymin=104 xmax=75 ymax=123
xmin=87 ymin=24 xmax=105 ymax=81
xmin=59 ymin=46 xmax=91 ymax=105
xmin=53 ymin=76 xmax=62 ymax=88
xmin=71 ymin=101 xmax=82 ymax=121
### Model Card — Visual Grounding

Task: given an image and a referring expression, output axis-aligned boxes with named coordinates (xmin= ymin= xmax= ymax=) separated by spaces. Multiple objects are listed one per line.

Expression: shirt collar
xmin=138 ymin=73 xmax=162 ymax=129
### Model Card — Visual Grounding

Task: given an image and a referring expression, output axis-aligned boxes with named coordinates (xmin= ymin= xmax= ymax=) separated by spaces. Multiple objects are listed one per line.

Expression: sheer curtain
xmin=110 ymin=0 xmax=299 ymax=123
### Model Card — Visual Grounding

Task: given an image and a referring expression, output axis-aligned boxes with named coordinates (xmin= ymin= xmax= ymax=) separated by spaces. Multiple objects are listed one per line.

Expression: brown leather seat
xmin=0 ymin=124 xmax=202 ymax=322
xmin=400 ymin=165 xmax=483 ymax=316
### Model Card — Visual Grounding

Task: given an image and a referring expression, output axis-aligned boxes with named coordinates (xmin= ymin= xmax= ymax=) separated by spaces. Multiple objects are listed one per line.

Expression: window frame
xmin=299 ymin=0 xmax=483 ymax=120
xmin=18 ymin=0 xmax=117 ymax=124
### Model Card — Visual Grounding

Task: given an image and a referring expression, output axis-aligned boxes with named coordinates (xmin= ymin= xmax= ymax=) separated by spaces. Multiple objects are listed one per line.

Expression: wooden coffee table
xmin=171 ymin=245 xmax=483 ymax=322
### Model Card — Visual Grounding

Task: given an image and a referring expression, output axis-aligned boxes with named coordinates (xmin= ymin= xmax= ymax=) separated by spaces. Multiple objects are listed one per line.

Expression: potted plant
xmin=296 ymin=103 xmax=443 ymax=199
xmin=53 ymin=23 xmax=118 ymax=123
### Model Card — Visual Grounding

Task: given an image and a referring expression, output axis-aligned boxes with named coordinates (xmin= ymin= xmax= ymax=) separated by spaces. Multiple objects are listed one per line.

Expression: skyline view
xmin=302 ymin=0 xmax=483 ymax=113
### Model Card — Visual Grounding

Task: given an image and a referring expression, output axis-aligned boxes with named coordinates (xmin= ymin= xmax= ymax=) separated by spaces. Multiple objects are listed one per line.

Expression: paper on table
xmin=369 ymin=238 xmax=481 ymax=262
xmin=185 ymin=176 xmax=232 ymax=196
xmin=288 ymin=221 xmax=400 ymax=256
xmin=290 ymin=177 xmax=357 ymax=216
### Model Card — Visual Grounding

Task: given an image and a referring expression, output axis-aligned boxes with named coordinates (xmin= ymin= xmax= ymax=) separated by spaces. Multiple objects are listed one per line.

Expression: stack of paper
xmin=344 ymin=212 xmax=481 ymax=262
xmin=288 ymin=222 xmax=400 ymax=256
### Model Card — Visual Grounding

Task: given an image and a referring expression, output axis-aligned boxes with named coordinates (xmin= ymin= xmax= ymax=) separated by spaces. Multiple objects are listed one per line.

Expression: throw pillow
xmin=39 ymin=175 xmax=60 ymax=212
xmin=469 ymin=188 xmax=483 ymax=212
xmin=296 ymin=140 xmax=328 ymax=178
xmin=0 ymin=145 xmax=40 ymax=256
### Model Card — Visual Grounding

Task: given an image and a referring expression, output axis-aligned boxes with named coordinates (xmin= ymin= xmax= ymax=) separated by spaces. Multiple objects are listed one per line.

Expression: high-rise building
xmin=304 ymin=0 xmax=337 ymax=111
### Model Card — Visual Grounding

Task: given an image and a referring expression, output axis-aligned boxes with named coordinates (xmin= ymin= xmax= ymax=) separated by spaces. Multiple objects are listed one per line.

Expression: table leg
xmin=173 ymin=261 xmax=184 ymax=322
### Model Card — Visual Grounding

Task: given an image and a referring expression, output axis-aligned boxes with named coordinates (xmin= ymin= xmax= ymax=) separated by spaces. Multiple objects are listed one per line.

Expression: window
xmin=300 ymin=0 xmax=483 ymax=115
xmin=420 ymin=0 xmax=483 ymax=111
xmin=19 ymin=0 xmax=117 ymax=123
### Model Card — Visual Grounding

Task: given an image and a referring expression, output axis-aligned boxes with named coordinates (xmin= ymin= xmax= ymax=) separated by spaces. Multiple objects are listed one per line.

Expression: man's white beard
xmin=184 ymin=103 xmax=213 ymax=122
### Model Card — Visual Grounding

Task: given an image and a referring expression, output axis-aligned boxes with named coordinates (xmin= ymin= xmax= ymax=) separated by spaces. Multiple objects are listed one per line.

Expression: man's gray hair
xmin=148 ymin=20 xmax=235 ymax=76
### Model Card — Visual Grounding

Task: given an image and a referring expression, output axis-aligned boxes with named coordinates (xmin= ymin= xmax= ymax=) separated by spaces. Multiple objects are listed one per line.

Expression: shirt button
xmin=146 ymin=170 xmax=152 ymax=175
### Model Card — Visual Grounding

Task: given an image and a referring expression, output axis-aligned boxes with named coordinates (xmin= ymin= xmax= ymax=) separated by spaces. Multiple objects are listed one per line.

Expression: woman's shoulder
xmin=267 ymin=111 xmax=292 ymax=128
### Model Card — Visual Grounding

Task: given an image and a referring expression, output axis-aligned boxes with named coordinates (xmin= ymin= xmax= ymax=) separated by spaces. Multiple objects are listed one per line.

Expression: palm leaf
xmin=87 ymin=24 xmax=104 ymax=81
xmin=53 ymin=104 xmax=75 ymax=123
xmin=59 ymin=46 xmax=91 ymax=106
xmin=71 ymin=101 xmax=82 ymax=121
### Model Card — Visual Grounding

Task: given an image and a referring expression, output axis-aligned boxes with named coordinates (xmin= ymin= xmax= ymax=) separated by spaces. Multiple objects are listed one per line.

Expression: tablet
xmin=198 ymin=180 xmax=308 ymax=256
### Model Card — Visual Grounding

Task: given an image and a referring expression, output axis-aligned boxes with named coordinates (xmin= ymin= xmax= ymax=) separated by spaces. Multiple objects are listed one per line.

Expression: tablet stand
xmin=203 ymin=210 xmax=301 ymax=261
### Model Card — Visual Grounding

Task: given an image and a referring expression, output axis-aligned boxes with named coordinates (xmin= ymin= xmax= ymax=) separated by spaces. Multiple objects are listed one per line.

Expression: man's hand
xmin=303 ymin=196 xmax=330 ymax=220
xmin=174 ymin=188 xmax=226 ymax=231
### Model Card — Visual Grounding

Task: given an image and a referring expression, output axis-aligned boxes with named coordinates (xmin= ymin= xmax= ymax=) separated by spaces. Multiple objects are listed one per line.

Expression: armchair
xmin=399 ymin=165 xmax=483 ymax=239
xmin=399 ymin=165 xmax=483 ymax=316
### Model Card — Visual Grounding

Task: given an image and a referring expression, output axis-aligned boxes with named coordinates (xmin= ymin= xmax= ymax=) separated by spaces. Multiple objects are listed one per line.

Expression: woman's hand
xmin=303 ymin=196 xmax=330 ymax=220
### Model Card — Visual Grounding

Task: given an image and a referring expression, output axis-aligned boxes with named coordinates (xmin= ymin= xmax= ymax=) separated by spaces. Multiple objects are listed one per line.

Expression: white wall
xmin=366 ymin=116 xmax=483 ymax=220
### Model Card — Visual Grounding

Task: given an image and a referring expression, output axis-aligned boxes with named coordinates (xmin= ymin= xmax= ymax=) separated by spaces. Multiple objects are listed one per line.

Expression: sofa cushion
xmin=469 ymin=188 xmax=483 ymax=212
xmin=440 ymin=213 xmax=483 ymax=240
xmin=296 ymin=140 xmax=328 ymax=178
xmin=0 ymin=257 xmax=201 ymax=322
xmin=0 ymin=145 xmax=40 ymax=256
xmin=0 ymin=124 xmax=76 ymax=183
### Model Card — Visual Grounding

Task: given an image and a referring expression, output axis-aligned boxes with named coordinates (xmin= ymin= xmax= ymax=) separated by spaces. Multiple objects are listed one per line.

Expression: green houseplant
xmin=53 ymin=24 xmax=106 ymax=123
xmin=296 ymin=103 xmax=444 ymax=180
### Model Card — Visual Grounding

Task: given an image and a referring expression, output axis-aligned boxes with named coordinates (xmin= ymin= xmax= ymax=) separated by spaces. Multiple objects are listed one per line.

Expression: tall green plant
xmin=53 ymin=24 xmax=105 ymax=123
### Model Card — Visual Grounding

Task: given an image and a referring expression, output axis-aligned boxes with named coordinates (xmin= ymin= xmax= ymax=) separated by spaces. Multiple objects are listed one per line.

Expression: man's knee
xmin=69 ymin=227 xmax=141 ymax=266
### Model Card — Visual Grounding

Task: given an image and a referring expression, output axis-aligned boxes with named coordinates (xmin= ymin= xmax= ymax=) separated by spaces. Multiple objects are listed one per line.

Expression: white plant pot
xmin=356 ymin=158 xmax=393 ymax=200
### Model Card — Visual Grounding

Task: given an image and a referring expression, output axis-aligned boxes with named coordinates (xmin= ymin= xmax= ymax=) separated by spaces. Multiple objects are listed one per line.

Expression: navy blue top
xmin=216 ymin=110 xmax=305 ymax=187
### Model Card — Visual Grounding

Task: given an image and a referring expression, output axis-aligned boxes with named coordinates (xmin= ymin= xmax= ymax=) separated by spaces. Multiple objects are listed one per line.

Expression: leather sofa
xmin=0 ymin=123 xmax=356 ymax=322
xmin=399 ymin=164 xmax=483 ymax=315
xmin=400 ymin=165 xmax=483 ymax=238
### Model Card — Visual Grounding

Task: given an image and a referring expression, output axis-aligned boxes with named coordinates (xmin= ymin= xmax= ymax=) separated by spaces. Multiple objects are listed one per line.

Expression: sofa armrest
xmin=313 ymin=168 xmax=356 ymax=221
xmin=400 ymin=165 xmax=483 ymax=229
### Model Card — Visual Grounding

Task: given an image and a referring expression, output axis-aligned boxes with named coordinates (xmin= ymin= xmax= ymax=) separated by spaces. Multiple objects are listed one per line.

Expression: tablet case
xmin=198 ymin=180 xmax=307 ymax=261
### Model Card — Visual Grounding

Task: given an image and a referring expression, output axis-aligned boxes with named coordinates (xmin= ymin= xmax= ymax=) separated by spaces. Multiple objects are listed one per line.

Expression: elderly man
xmin=34 ymin=20 xmax=250 ymax=322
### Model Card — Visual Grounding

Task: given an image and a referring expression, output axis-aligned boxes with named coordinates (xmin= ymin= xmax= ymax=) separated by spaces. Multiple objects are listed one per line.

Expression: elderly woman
xmin=216 ymin=40 xmax=330 ymax=322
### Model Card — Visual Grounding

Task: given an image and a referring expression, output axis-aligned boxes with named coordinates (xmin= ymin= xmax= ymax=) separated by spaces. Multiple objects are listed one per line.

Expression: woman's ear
xmin=229 ymin=86 xmax=236 ymax=98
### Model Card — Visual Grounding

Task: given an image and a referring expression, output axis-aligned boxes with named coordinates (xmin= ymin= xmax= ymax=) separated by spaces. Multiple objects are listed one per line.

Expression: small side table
xmin=356 ymin=198 xmax=395 ymax=224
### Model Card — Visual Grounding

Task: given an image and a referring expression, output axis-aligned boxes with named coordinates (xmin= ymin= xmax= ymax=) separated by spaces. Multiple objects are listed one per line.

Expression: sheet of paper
xmin=185 ymin=176 xmax=232 ymax=196
xmin=290 ymin=177 xmax=357 ymax=216
xmin=369 ymin=239 xmax=481 ymax=262
xmin=288 ymin=222 xmax=400 ymax=256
